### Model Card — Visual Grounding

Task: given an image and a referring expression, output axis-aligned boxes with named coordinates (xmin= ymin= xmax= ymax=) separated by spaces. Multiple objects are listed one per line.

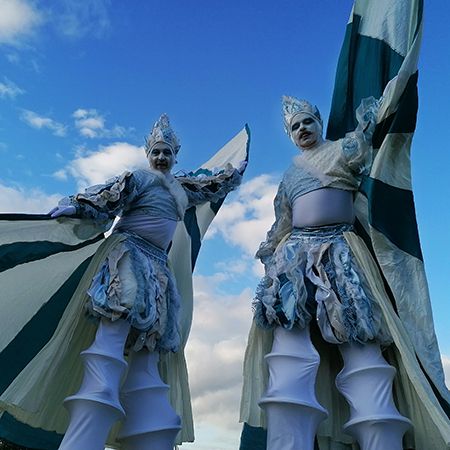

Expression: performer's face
xmin=290 ymin=113 xmax=322 ymax=150
xmin=148 ymin=143 xmax=175 ymax=173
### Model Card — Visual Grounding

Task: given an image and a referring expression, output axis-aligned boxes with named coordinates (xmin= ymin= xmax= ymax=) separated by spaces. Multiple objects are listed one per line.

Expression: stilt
xmin=259 ymin=326 xmax=328 ymax=450
xmin=118 ymin=350 xmax=181 ymax=450
xmin=336 ymin=342 xmax=412 ymax=450
xmin=59 ymin=319 xmax=130 ymax=450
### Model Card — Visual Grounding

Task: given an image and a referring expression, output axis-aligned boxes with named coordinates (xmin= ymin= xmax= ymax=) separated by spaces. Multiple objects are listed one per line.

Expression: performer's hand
xmin=237 ymin=160 xmax=248 ymax=174
xmin=48 ymin=205 xmax=77 ymax=218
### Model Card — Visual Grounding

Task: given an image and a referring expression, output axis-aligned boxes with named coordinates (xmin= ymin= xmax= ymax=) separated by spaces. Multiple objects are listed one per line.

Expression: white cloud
xmin=72 ymin=108 xmax=128 ymax=139
xmin=0 ymin=77 xmax=24 ymax=98
xmin=54 ymin=0 xmax=111 ymax=40
xmin=214 ymin=258 xmax=251 ymax=276
xmin=185 ymin=273 xmax=254 ymax=445
xmin=182 ymin=422 xmax=241 ymax=450
xmin=21 ymin=109 xmax=67 ymax=137
xmin=52 ymin=169 xmax=68 ymax=181
xmin=66 ymin=142 xmax=148 ymax=188
xmin=0 ymin=182 xmax=61 ymax=213
xmin=0 ymin=0 xmax=111 ymax=48
xmin=0 ymin=0 xmax=43 ymax=45
xmin=207 ymin=174 xmax=279 ymax=260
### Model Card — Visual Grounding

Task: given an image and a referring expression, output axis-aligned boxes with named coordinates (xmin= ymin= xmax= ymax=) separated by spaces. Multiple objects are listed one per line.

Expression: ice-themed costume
xmin=62 ymin=163 xmax=241 ymax=354
xmin=238 ymin=1 xmax=450 ymax=449
xmin=0 ymin=115 xmax=249 ymax=450
xmin=240 ymin=94 xmax=450 ymax=450
xmin=252 ymin=97 xmax=390 ymax=346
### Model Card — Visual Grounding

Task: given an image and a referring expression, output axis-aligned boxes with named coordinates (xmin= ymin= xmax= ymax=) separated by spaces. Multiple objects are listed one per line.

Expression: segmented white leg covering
xmin=336 ymin=342 xmax=412 ymax=450
xmin=259 ymin=326 xmax=328 ymax=450
xmin=118 ymin=350 xmax=181 ymax=450
xmin=59 ymin=319 xmax=130 ymax=450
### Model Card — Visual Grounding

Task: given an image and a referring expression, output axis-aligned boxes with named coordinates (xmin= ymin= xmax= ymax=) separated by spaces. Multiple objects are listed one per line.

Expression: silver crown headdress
xmin=282 ymin=95 xmax=323 ymax=136
xmin=145 ymin=113 xmax=181 ymax=155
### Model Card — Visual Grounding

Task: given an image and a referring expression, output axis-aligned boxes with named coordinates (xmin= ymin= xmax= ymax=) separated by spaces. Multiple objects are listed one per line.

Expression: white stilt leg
xmin=336 ymin=342 xmax=412 ymax=450
xmin=59 ymin=319 xmax=130 ymax=450
xmin=259 ymin=326 xmax=328 ymax=450
xmin=118 ymin=350 xmax=181 ymax=450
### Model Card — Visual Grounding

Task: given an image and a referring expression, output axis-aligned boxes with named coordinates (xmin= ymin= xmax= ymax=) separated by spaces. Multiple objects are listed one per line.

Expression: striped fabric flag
xmin=0 ymin=215 xmax=105 ymax=449
xmin=0 ymin=126 xmax=249 ymax=449
xmin=327 ymin=0 xmax=450 ymax=416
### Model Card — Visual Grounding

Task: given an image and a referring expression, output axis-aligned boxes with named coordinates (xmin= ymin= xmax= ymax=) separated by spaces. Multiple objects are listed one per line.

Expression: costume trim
xmin=253 ymin=224 xmax=391 ymax=346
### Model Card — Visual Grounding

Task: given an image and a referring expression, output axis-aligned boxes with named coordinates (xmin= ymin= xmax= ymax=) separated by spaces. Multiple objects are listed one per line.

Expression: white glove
xmin=49 ymin=205 xmax=77 ymax=218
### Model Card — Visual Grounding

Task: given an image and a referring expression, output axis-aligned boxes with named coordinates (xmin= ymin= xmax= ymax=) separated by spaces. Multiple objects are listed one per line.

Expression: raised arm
xmin=341 ymin=96 xmax=381 ymax=175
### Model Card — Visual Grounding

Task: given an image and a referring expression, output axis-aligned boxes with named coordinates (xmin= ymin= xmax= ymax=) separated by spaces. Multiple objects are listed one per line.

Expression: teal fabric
xmin=239 ymin=423 xmax=267 ymax=450
xmin=0 ymin=413 xmax=62 ymax=450
xmin=359 ymin=176 xmax=422 ymax=260
xmin=326 ymin=0 xmax=450 ymax=424
xmin=326 ymin=12 xmax=422 ymax=261
xmin=327 ymin=16 xmax=405 ymax=140
xmin=0 ymin=257 xmax=93 ymax=394
xmin=0 ymin=214 xmax=97 ymax=449
xmin=371 ymin=72 xmax=419 ymax=148
xmin=0 ymin=236 xmax=102 ymax=273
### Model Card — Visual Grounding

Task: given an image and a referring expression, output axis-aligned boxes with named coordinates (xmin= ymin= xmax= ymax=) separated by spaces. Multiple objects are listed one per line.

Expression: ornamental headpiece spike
xmin=282 ymin=95 xmax=323 ymax=136
xmin=145 ymin=113 xmax=181 ymax=155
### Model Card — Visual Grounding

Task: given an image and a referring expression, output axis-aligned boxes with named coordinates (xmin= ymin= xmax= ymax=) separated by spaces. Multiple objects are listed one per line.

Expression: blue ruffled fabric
xmin=178 ymin=165 xmax=242 ymax=207
xmin=253 ymin=224 xmax=392 ymax=345
xmin=86 ymin=231 xmax=181 ymax=353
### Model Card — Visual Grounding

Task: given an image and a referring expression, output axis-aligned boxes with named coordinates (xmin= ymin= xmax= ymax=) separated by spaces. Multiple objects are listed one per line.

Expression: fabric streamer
xmin=327 ymin=0 xmax=450 ymax=421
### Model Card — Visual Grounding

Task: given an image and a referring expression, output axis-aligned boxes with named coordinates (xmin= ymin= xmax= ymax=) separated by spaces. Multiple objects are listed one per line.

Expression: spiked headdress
xmin=145 ymin=113 xmax=181 ymax=155
xmin=282 ymin=95 xmax=323 ymax=136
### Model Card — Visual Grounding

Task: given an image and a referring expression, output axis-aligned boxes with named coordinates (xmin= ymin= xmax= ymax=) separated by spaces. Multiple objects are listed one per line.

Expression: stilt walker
xmin=0 ymin=116 xmax=249 ymax=449
xmin=240 ymin=1 xmax=450 ymax=449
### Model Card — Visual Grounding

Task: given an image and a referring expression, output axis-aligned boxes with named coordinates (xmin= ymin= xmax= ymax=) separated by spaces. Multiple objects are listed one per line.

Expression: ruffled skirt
xmin=86 ymin=231 xmax=180 ymax=353
xmin=253 ymin=224 xmax=391 ymax=345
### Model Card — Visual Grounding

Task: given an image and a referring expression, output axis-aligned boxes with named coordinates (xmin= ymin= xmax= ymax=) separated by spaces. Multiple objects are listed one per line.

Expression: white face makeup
xmin=147 ymin=142 xmax=176 ymax=174
xmin=290 ymin=112 xmax=323 ymax=150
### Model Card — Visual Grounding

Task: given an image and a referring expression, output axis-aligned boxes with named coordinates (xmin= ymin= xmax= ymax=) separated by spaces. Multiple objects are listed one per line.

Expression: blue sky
xmin=1 ymin=1 xmax=449 ymax=449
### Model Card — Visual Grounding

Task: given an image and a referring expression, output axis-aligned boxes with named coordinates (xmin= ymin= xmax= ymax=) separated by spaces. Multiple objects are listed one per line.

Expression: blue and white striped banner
xmin=327 ymin=0 xmax=450 ymax=417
